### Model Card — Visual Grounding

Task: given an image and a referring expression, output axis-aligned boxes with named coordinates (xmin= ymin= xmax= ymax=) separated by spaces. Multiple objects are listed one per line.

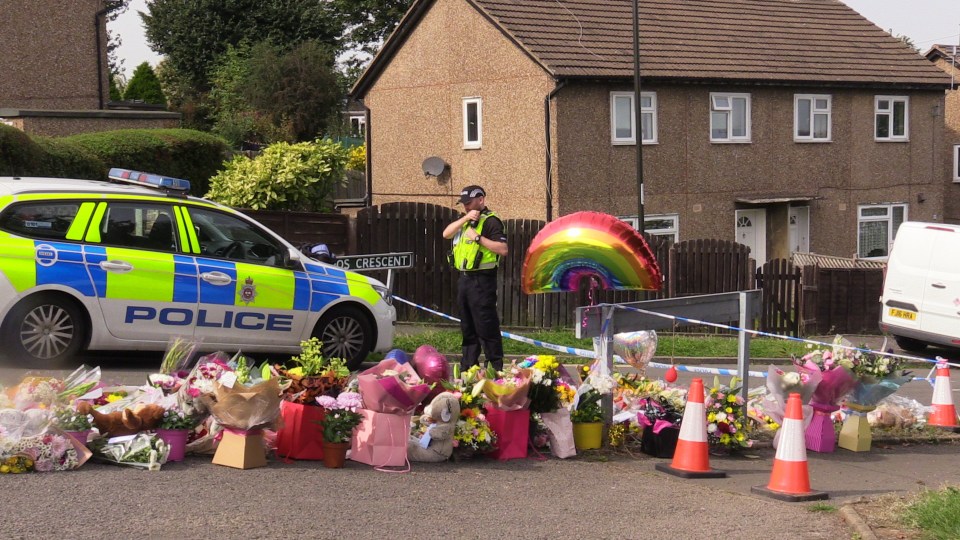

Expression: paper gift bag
xmin=540 ymin=409 xmax=576 ymax=459
xmin=640 ymin=424 xmax=680 ymax=458
xmin=275 ymin=401 xmax=326 ymax=460
xmin=350 ymin=408 xmax=412 ymax=467
xmin=485 ymin=407 xmax=530 ymax=460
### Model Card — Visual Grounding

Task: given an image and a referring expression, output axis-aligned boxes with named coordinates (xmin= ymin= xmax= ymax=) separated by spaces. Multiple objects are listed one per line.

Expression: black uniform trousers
xmin=457 ymin=270 xmax=504 ymax=371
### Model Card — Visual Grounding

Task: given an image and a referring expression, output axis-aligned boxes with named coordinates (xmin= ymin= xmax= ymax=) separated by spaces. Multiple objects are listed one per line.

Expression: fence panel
xmin=240 ymin=209 xmax=351 ymax=255
xmin=812 ymin=267 xmax=884 ymax=334
xmin=757 ymin=259 xmax=801 ymax=336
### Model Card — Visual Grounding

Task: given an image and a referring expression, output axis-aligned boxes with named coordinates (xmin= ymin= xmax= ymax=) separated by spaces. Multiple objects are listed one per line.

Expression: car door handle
xmin=931 ymin=283 xmax=946 ymax=289
xmin=99 ymin=260 xmax=133 ymax=273
xmin=200 ymin=271 xmax=233 ymax=286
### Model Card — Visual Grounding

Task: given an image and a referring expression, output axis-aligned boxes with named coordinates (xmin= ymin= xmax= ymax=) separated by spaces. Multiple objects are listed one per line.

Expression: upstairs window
xmin=610 ymin=91 xmax=658 ymax=144
xmin=349 ymin=114 xmax=366 ymax=137
xmin=463 ymin=97 xmax=482 ymax=149
xmin=710 ymin=93 xmax=750 ymax=142
xmin=875 ymin=96 xmax=908 ymax=141
xmin=619 ymin=214 xmax=679 ymax=244
xmin=795 ymin=94 xmax=832 ymax=141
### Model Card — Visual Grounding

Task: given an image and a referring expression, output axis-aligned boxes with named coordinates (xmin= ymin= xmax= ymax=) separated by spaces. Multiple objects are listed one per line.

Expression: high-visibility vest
xmin=451 ymin=211 xmax=500 ymax=271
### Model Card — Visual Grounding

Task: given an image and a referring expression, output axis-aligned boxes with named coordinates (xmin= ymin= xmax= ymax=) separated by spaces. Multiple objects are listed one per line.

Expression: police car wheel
xmin=315 ymin=306 xmax=373 ymax=371
xmin=1 ymin=294 xmax=86 ymax=367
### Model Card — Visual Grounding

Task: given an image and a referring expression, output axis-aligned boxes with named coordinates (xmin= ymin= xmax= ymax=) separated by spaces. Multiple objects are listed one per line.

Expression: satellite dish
xmin=422 ymin=156 xmax=447 ymax=177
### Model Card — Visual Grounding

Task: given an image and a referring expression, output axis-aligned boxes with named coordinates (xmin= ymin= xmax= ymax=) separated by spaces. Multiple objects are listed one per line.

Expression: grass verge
xmin=901 ymin=486 xmax=960 ymax=539
xmin=392 ymin=329 xmax=810 ymax=359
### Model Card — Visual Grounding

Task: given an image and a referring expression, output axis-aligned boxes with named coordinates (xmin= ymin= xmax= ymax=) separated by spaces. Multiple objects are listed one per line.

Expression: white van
xmin=879 ymin=221 xmax=960 ymax=352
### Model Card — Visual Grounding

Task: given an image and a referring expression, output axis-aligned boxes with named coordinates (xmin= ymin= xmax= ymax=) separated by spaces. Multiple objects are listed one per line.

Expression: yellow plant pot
xmin=572 ymin=422 xmax=603 ymax=450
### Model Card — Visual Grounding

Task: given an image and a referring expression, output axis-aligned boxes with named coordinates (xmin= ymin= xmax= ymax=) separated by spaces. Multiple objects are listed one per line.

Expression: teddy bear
xmin=407 ymin=392 xmax=460 ymax=462
xmin=76 ymin=401 xmax=166 ymax=437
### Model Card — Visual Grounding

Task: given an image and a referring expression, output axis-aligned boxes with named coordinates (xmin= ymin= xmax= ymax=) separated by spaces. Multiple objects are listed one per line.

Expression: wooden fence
xmin=240 ymin=203 xmax=883 ymax=336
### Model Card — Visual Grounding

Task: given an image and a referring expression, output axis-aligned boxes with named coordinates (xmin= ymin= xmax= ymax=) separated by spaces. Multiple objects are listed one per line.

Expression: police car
xmin=0 ymin=169 xmax=395 ymax=369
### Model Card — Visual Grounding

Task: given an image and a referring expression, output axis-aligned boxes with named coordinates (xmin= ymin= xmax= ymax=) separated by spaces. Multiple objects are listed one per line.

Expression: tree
xmin=142 ymin=0 xmax=341 ymax=91
xmin=108 ymin=73 xmax=124 ymax=102
xmin=124 ymin=62 xmax=167 ymax=105
xmin=243 ymin=41 xmax=342 ymax=141
xmin=894 ymin=33 xmax=920 ymax=53
xmin=104 ymin=0 xmax=130 ymax=79
xmin=326 ymin=0 xmax=413 ymax=54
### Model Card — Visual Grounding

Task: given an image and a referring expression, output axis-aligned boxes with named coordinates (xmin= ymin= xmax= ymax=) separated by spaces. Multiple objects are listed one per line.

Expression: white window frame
xmin=609 ymin=91 xmax=658 ymax=145
xmin=709 ymin=92 xmax=751 ymax=143
xmin=349 ymin=114 xmax=366 ymax=137
xmin=794 ymin=94 xmax=832 ymax=142
xmin=462 ymin=97 xmax=482 ymax=149
xmin=619 ymin=214 xmax=679 ymax=242
xmin=874 ymin=96 xmax=909 ymax=142
xmin=857 ymin=203 xmax=908 ymax=259
xmin=954 ymin=145 xmax=960 ymax=182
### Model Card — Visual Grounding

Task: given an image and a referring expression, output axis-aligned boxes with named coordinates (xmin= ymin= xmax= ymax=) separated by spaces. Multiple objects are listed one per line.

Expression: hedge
xmin=0 ymin=125 xmax=230 ymax=196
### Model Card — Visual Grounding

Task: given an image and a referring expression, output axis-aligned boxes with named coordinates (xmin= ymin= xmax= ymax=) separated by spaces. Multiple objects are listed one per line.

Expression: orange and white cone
xmin=752 ymin=392 xmax=828 ymax=502
xmin=928 ymin=360 xmax=960 ymax=431
xmin=655 ymin=378 xmax=726 ymax=479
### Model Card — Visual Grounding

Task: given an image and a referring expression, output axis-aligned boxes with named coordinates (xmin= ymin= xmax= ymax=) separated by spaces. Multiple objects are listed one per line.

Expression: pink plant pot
xmin=156 ymin=429 xmax=190 ymax=462
xmin=805 ymin=406 xmax=838 ymax=453
xmin=65 ymin=430 xmax=92 ymax=445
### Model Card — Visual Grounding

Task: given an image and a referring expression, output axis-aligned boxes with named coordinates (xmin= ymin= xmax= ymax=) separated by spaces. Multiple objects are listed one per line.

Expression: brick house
xmin=0 ymin=0 xmax=178 ymax=136
xmin=352 ymin=0 xmax=954 ymax=262
xmin=925 ymin=44 xmax=960 ymax=224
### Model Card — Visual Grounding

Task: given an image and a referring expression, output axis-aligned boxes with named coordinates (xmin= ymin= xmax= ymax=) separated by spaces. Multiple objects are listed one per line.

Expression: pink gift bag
xmin=350 ymin=409 xmax=413 ymax=468
xmin=485 ymin=407 xmax=530 ymax=460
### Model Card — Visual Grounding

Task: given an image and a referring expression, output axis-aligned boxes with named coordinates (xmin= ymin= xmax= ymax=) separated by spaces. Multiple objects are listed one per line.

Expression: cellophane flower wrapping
xmin=517 ymin=356 xmax=561 ymax=413
xmin=843 ymin=336 xmax=912 ymax=412
xmin=481 ymin=367 xmax=533 ymax=411
xmin=357 ymin=359 xmax=431 ymax=414
xmin=176 ymin=352 xmax=236 ymax=415
xmin=438 ymin=366 xmax=496 ymax=457
xmin=159 ymin=336 xmax=202 ymax=376
xmin=762 ymin=363 xmax=822 ymax=423
xmin=12 ymin=365 xmax=101 ymax=410
xmin=0 ymin=409 xmax=91 ymax=472
xmin=92 ymin=432 xmax=169 ymax=471
xmin=205 ymin=378 xmax=282 ymax=432
xmin=704 ymin=377 xmax=751 ymax=450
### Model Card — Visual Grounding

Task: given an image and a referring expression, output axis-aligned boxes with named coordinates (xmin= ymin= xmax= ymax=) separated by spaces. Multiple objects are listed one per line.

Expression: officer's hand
xmin=465 ymin=210 xmax=481 ymax=222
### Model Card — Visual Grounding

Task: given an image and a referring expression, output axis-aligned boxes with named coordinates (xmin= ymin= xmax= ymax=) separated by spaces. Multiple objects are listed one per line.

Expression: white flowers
xmin=783 ymin=372 xmax=801 ymax=386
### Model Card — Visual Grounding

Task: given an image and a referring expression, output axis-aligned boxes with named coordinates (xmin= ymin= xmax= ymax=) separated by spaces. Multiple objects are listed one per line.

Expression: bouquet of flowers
xmin=440 ymin=366 xmax=497 ymax=458
xmin=798 ymin=338 xmax=859 ymax=452
xmin=704 ymin=377 xmax=750 ymax=451
xmin=481 ymin=366 xmax=533 ymax=411
xmin=91 ymin=433 xmax=169 ymax=471
xmin=52 ymin=407 xmax=93 ymax=432
xmin=843 ymin=339 xmax=912 ymax=425
xmin=12 ymin=365 xmax=101 ymax=409
xmin=517 ymin=355 xmax=562 ymax=413
xmin=275 ymin=338 xmax=350 ymax=404
xmin=0 ymin=409 xmax=90 ymax=472
xmin=157 ymin=407 xmax=200 ymax=431
xmin=316 ymin=392 xmax=363 ymax=443
xmin=761 ymin=363 xmax=822 ymax=448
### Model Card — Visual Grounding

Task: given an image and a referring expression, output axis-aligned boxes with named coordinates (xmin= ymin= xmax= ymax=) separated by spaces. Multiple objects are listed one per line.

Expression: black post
xmin=632 ymin=0 xmax=645 ymax=233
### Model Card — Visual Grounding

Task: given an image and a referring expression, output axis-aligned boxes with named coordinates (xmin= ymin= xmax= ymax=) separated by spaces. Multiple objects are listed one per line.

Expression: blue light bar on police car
xmin=107 ymin=168 xmax=191 ymax=192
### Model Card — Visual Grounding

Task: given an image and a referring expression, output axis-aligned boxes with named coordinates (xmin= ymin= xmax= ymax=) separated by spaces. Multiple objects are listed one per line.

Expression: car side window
xmin=186 ymin=207 xmax=286 ymax=267
xmin=99 ymin=202 xmax=178 ymax=252
xmin=0 ymin=201 xmax=82 ymax=240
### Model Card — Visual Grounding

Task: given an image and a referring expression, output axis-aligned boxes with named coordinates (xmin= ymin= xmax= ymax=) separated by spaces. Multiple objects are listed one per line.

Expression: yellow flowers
xmin=0 ymin=455 xmax=34 ymax=474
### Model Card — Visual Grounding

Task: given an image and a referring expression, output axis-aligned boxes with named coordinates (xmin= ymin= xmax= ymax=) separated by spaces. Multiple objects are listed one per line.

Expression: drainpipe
xmin=544 ymin=80 xmax=566 ymax=222
xmin=94 ymin=6 xmax=111 ymax=110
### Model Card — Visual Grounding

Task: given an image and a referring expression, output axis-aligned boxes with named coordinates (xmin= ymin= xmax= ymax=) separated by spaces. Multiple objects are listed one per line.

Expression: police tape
xmin=392 ymin=295 xmax=950 ymax=384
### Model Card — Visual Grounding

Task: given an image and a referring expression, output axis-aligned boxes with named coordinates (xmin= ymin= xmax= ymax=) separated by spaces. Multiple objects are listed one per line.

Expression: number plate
xmin=888 ymin=308 xmax=917 ymax=321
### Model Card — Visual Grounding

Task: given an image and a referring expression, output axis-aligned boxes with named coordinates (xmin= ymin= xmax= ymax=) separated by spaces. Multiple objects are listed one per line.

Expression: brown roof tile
xmin=471 ymin=0 xmax=951 ymax=87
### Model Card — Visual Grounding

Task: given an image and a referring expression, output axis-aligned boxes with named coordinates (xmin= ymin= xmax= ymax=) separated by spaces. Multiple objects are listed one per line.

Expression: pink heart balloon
xmin=412 ymin=345 xmax=451 ymax=385
xmin=613 ymin=330 xmax=658 ymax=375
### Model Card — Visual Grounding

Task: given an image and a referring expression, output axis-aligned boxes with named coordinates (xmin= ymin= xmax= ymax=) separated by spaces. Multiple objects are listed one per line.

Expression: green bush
xmin=61 ymin=129 xmax=230 ymax=195
xmin=33 ymin=138 xmax=106 ymax=180
xmin=205 ymin=139 xmax=348 ymax=211
xmin=0 ymin=124 xmax=45 ymax=175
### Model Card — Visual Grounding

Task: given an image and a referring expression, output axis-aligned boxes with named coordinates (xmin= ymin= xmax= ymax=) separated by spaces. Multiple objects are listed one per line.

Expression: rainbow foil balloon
xmin=522 ymin=212 xmax=662 ymax=294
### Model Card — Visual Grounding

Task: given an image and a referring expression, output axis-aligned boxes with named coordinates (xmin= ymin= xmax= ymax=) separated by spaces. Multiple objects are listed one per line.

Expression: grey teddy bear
xmin=407 ymin=392 xmax=461 ymax=462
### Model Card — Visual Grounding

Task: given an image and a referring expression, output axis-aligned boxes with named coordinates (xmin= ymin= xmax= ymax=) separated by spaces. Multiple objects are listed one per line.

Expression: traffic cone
xmin=928 ymin=360 xmax=960 ymax=432
xmin=655 ymin=378 xmax=726 ymax=478
xmin=752 ymin=393 xmax=828 ymax=502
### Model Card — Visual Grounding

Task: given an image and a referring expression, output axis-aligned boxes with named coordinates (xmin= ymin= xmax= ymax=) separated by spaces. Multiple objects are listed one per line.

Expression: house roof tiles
xmin=353 ymin=0 xmax=951 ymax=97
xmin=472 ymin=0 xmax=950 ymax=86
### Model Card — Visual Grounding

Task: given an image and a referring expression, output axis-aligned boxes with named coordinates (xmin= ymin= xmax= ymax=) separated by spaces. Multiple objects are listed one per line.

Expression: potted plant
xmin=53 ymin=407 xmax=94 ymax=445
xmin=315 ymin=392 xmax=363 ymax=468
xmin=570 ymin=390 xmax=603 ymax=450
xmin=156 ymin=407 xmax=199 ymax=462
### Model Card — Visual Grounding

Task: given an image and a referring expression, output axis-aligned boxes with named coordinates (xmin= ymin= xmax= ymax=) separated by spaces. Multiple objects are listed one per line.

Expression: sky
xmin=111 ymin=0 xmax=960 ymax=79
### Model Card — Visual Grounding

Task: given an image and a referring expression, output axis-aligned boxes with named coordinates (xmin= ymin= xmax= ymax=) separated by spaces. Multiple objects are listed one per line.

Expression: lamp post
xmin=632 ymin=0 xmax=645 ymax=233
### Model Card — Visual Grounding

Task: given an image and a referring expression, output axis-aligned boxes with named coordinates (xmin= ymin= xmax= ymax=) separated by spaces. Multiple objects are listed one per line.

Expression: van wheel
xmin=894 ymin=336 xmax=927 ymax=353
xmin=1 ymin=293 xmax=87 ymax=367
xmin=314 ymin=305 xmax=373 ymax=371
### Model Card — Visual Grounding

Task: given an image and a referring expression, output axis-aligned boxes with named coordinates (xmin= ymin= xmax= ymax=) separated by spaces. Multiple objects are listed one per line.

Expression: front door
xmin=788 ymin=206 xmax=810 ymax=254
xmin=735 ymin=209 xmax=766 ymax=263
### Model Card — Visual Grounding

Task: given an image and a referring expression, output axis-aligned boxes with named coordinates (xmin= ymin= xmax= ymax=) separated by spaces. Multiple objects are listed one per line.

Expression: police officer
xmin=442 ymin=185 xmax=509 ymax=371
